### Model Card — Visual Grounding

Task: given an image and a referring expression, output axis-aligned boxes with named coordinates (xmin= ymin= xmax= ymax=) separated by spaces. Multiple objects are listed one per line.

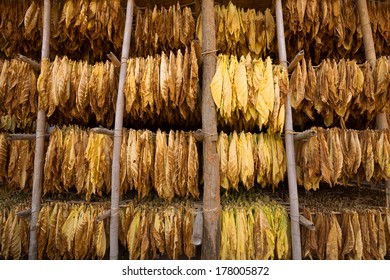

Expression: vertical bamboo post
xmin=356 ymin=0 xmax=390 ymax=208
xmin=28 ymin=0 xmax=50 ymax=260
xmin=275 ymin=0 xmax=302 ymax=260
xmin=201 ymin=0 xmax=220 ymax=260
xmin=109 ymin=0 xmax=135 ymax=260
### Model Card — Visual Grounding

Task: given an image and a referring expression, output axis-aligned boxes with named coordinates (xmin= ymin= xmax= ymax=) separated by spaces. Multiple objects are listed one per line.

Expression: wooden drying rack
xmin=2 ymin=0 xmax=387 ymax=260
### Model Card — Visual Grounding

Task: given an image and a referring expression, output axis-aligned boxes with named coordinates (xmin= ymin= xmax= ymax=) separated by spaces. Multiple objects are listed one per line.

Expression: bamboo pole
xmin=356 ymin=0 xmax=390 ymax=208
xmin=7 ymin=133 xmax=49 ymax=141
xmin=109 ymin=0 xmax=135 ymax=260
xmin=275 ymin=0 xmax=302 ymax=260
xmin=201 ymin=0 xmax=220 ymax=260
xmin=28 ymin=0 xmax=50 ymax=260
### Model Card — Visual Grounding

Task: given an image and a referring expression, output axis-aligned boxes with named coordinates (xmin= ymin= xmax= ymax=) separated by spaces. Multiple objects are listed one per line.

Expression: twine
xmin=202 ymin=131 xmax=218 ymax=138
xmin=279 ymin=60 xmax=290 ymax=67
xmin=202 ymin=49 xmax=218 ymax=58
xmin=196 ymin=206 xmax=222 ymax=214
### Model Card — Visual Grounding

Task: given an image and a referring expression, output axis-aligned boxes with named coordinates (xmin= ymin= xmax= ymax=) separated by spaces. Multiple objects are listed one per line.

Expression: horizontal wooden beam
xmin=287 ymin=50 xmax=304 ymax=73
xmin=91 ymin=127 xmax=114 ymax=136
xmin=107 ymin=52 xmax=121 ymax=67
xmin=18 ymin=54 xmax=41 ymax=71
xmin=7 ymin=133 xmax=49 ymax=141
xmin=293 ymin=129 xmax=316 ymax=141
xmin=299 ymin=215 xmax=315 ymax=231
xmin=16 ymin=209 xmax=31 ymax=218
xmin=96 ymin=210 xmax=111 ymax=222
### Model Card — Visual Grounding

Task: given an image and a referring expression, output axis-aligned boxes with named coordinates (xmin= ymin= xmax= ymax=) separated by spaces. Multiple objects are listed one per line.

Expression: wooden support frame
xmin=109 ymin=0 xmax=135 ymax=260
xmin=275 ymin=0 xmax=302 ymax=260
xmin=28 ymin=0 xmax=51 ymax=260
xmin=201 ymin=0 xmax=220 ymax=260
xmin=356 ymin=0 xmax=390 ymax=208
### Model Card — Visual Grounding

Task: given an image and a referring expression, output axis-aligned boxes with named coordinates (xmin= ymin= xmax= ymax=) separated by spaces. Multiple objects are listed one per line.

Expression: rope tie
xmin=202 ymin=49 xmax=218 ymax=58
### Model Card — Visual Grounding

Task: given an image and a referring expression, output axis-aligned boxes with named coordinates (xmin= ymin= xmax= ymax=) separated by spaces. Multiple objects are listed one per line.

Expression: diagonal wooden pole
xmin=201 ymin=0 xmax=220 ymax=260
xmin=356 ymin=0 xmax=390 ymax=208
xmin=275 ymin=0 xmax=302 ymax=260
xmin=28 ymin=0 xmax=51 ymax=260
xmin=109 ymin=0 xmax=135 ymax=260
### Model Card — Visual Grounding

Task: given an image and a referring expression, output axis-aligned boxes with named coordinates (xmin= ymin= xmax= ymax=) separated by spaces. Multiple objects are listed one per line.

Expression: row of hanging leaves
xmin=36 ymin=42 xmax=199 ymax=129
xmin=0 ymin=134 xmax=35 ymax=190
xmin=295 ymin=127 xmax=390 ymax=191
xmin=210 ymin=55 xmax=288 ymax=133
xmin=301 ymin=208 xmax=390 ymax=260
xmin=217 ymin=131 xmax=286 ymax=191
xmin=0 ymin=1 xmax=196 ymax=62
xmin=283 ymin=0 xmax=389 ymax=64
xmin=120 ymin=200 xmax=196 ymax=260
xmin=0 ymin=59 xmax=37 ymax=130
xmin=43 ymin=126 xmax=199 ymax=202
xmin=196 ymin=2 xmax=275 ymax=58
xmin=220 ymin=193 xmax=290 ymax=260
xmin=0 ymin=205 xmax=30 ymax=260
xmin=291 ymin=56 xmax=389 ymax=128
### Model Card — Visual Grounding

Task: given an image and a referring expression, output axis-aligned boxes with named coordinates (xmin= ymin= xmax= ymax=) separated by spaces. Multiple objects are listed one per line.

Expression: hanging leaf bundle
xmin=211 ymin=55 xmax=288 ymax=132
xmin=295 ymin=127 xmax=390 ymax=191
xmin=0 ymin=59 xmax=38 ymax=124
xmin=217 ymin=131 xmax=286 ymax=191
xmin=291 ymin=57 xmax=390 ymax=128
xmin=37 ymin=45 xmax=200 ymax=129
xmin=124 ymin=42 xmax=199 ymax=128
xmin=43 ymin=126 xmax=112 ymax=201
xmin=0 ymin=0 xmax=125 ymax=62
xmin=301 ymin=208 xmax=390 ymax=260
xmin=197 ymin=2 xmax=275 ymax=58
xmin=133 ymin=4 xmax=195 ymax=57
xmin=0 ymin=1 xmax=198 ymax=62
xmin=33 ymin=202 xmax=109 ymax=260
xmin=283 ymin=0 xmax=389 ymax=63
xmin=0 ymin=134 xmax=35 ymax=190
xmin=119 ymin=200 xmax=196 ymax=260
xmin=37 ymin=56 xmax=118 ymax=128
xmin=0 ymin=205 xmax=30 ymax=260
xmin=220 ymin=194 xmax=290 ymax=260
xmin=43 ymin=126 xmax=199 ymax=201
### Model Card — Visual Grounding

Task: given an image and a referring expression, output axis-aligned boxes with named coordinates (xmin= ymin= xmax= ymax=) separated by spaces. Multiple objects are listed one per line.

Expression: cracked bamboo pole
xmin=201 ymin=0 xmax=220 ymax=260
xmin=275 ymin=0 xmax=302 ymax=260
xmin=109 ymin=0 xmax=135 ymax=260
xmin=28 ymin=0 xmax=50 ymax=260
